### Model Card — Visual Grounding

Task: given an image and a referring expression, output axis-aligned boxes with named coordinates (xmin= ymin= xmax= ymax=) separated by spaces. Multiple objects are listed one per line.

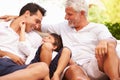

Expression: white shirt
xmin=0 ymin=21 xmax=42 ymax=62
xmin=18 ymin=31 xmax=42 ymax=64
xmin=42 ymin=21 xmax=115 ymax=65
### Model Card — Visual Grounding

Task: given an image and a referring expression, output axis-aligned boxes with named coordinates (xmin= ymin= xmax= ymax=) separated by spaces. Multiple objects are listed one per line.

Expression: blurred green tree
xmin=101 ymin=0 xmax=120 ymax=23
xmin=88 ymin=0 xmax=120 ymax=39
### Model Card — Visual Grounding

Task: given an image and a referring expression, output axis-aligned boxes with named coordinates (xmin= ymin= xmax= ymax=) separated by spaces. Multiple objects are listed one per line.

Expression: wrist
xmin=53 ymin=71 xmax=61 ymax=77
xmin=0 ymin=50 xmax=6 ymax=57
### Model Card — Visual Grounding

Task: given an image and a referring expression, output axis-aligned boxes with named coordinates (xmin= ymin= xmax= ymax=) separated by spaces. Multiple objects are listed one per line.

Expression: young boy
xmin=0 ymin=15 xmax=69 ymax=80
xmin=19 ymin=22 xmax=63 ymax=79
xmin=18 ymin=21 xmax=63 ymax=62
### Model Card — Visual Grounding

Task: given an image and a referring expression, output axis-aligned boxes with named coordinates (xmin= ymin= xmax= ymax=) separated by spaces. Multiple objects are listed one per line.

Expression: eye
xmin=67 ymin=13 xmax=73 ymax=16
xmin=48 ymin=37 xmax=51 ymax=39
xmin=36 ymin=19 xmax=41 ymax=24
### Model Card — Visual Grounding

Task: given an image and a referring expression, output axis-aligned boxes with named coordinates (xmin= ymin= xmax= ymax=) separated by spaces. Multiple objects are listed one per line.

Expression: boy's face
xmin=42 ymin=34 xmax=57 ymax=50
xmin=43 ymin=34 xmax=57 ymax=50
xmin=42 ymin=34 xmax=55 ymax=44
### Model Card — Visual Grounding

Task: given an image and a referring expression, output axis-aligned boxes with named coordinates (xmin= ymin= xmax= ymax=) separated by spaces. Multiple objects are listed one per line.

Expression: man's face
xmin=25 ymin=10 xmax=42 ymax=32
xmin=65 ymin=7 xmax=81 ymax=27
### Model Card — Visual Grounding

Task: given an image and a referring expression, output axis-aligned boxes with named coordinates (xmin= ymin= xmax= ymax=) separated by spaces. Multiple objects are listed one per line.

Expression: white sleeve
xmin=41 ymin=23 xmax=62 ymax=35
xmin=18 ymin=41 xmax=33 ymax=56
xmin=94 ymin=24 xmax=115 ymax=40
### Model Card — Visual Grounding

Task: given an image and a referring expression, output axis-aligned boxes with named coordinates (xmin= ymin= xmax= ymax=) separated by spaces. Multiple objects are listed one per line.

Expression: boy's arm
xmin=19 ymin=21 xmax=26 ymax=41
xmin=18 ymin=21 xmax=32 ymax=56
xmin=51 ymin=47 xmax=71 ymax=80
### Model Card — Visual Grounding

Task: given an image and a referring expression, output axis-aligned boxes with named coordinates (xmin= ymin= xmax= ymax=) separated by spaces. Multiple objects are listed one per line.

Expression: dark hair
xmin=50 ymin=33 xmax=63 ymax=52
xmin=19 ymin=3 xmax=46 ymax=16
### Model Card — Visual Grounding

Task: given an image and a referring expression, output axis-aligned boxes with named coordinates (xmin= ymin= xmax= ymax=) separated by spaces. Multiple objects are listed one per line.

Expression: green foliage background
xmin=88 ymin=0 xmax=120 ymax=40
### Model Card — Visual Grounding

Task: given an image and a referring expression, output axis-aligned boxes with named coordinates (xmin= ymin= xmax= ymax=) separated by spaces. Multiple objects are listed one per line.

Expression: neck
xmin=75 ymin=21 xmax=89 ymax=31
xmin=10 ymin=17 xmax=22 ymax=35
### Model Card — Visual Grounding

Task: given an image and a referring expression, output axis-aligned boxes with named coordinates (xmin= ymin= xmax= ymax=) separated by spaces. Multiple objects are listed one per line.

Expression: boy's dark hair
xmin=19 ymin=3 xmax=46 ymax=16
xmin=50 ymin=33 xmax=63 ymax=52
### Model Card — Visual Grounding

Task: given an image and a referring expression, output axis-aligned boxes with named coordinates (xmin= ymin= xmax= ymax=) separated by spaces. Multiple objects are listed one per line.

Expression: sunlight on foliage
xmin=101 ymin=0 xmax=120 ymax=23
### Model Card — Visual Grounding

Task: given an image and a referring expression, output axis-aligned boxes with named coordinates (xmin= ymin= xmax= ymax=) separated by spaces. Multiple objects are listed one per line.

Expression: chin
xmin=68 ymin=23 xmax=74 ymax=27
xmin=67 ymin=21 xmax=73 ymax=26
xmin=26 ymin=30 xmax=31 ymax=33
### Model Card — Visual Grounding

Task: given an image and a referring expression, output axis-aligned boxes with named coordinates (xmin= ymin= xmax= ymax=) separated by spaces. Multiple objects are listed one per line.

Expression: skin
xmin=65 ymin=7 xmax=89 ymax=31
xmin=10 ymin=10 xmax=43 ymax=64
xmin=0 ymin=62 xmax=49 ymax=80
xmin=0 ymin=9 xmax=50 ymax=80
xmin=0 ymin=12 xmax=71 ymax=80
xmin=63 ymin=6 xmax=119 ymax=80
xmin=0 ymin=7 xmax=120 ymax=80
xmin=1 ymin=7 xmax=119 ymax=80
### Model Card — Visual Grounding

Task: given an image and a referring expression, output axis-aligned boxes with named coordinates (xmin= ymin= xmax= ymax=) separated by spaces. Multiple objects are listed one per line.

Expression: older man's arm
xmin=0 ymin=15 xmax=18 ymax=21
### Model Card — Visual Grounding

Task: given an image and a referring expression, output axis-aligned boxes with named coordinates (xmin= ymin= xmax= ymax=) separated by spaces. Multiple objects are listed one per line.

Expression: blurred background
xmin=0 ymin=0 xmax=120 ymax=39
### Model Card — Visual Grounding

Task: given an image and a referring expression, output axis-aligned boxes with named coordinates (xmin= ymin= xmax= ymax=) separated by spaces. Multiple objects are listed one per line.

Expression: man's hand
xmin=8 ymin=53 xmax=25 ymax=65
xmin=19 ymin=21 xmax=26 ymax=41
xmin=19 ymin=21 xmax=26 ymax=30
xmin=0 ymin=15 xmax=18 ymax=21
xmin=2 ymin=51 xmax=25 ymax=65
xmin=95 ymin=40 xmax=108 ymax=58
xmin=95 ymin=40 xmax=108 ymax=71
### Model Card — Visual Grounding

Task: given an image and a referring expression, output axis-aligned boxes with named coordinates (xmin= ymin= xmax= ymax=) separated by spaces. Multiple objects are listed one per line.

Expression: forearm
xmin=96 ymin=38 xmax=117 ymax=59
xmin=54 ymin=47 xmax=71 ymax=76
xmin=18 ymin=41 xmax=31 ymax=56
xmin=0 ymin=50 xmax=8 ymax=57
xmin=0 ymin=15 xmax=18 ymax=21
xmin=104 ymin=38 xmax=117 ymax=48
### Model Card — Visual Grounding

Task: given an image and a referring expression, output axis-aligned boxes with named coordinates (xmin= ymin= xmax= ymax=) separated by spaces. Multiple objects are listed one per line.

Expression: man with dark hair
xmin=0 ymin=2 xmax=71 ymax=80
xmin=0 ymin=2 xmax=50 ymax=80
xmin=19 ymin=3 xmax=46 ymax=16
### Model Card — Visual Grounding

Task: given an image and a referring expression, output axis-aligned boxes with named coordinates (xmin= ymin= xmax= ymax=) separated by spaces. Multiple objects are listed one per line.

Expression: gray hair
xmin=65 ymin=0 xmax=88 ymax=16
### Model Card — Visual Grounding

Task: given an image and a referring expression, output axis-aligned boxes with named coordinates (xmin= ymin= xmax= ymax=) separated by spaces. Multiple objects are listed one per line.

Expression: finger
xmin=0 ymin=16 xmax=7 ymax=19
xmin=98 ymin=49 xmax=105 ymax=62
xmin=95 ymin=48 xmax=101 ymax=60
xmin=19 ymin=58 xmax=25 ymax=65
xmin=104 ymin=44 xmax=108 ymax=54
xmin=102 ymin=41 xmax=108 ymax=53
xmin=17 ymin=58 xmax=25 ymax=65
xmin=101 ymin=48 xmax=106 ymax=57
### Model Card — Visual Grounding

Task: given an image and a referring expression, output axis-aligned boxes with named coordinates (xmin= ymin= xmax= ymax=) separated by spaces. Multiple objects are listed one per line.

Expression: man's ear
xmin=80 ymin=10 xmax=85 ymax=15
xmin=24 ymin=10 xmax=31 ymax=17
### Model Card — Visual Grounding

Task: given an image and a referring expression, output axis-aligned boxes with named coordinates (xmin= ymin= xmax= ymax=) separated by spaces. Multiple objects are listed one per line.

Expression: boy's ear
xmin=52 ymin=45 xmax=57 ymax=50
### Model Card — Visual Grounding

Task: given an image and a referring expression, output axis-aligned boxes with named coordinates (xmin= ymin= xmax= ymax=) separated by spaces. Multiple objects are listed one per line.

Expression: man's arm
xmin=95 ymin=38 xmax=117 ymax=71
xmin=0 ymin=50 xmax=24 ymax=65
xmin=95 ymin=38 xmax=117 ymax=57
xmin=0 ymin=15 xmax=18 ymax=21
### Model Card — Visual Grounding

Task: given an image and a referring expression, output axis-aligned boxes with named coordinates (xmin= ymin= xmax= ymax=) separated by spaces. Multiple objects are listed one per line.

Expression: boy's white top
xmin=42 ymin=21 xmax=115 ymax=65
xmin=0 ymin=21 xmax=42 ymax=61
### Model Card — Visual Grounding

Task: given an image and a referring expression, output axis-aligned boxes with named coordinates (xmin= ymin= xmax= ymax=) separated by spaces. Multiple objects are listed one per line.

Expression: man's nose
xmin=35 ymin=23 xmax=41 ymax=29
xmin=65 ymin=14 xmax=68 ymax=20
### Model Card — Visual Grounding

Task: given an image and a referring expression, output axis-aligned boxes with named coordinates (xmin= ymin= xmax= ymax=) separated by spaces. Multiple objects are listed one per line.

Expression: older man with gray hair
xmin=0 ymin=0 xmax=120 ymax=80
xmin=41 ymin=0 xmax=120 ymax=80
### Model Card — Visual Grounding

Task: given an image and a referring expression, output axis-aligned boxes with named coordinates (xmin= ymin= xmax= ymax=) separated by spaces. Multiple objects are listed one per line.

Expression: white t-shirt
xmin=0 ymin=21 xmax=42 ymax=62
xmin=42 ymin=21 xmax=115 ymax=65
xmin=18 ymin=31 xmax=42 ymax=64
